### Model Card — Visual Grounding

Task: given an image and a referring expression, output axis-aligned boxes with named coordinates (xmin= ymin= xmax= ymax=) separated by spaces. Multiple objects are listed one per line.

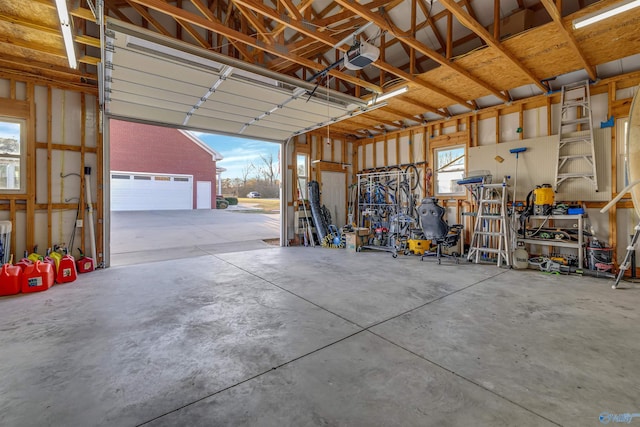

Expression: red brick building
xmin=110 ymin=120 xmax=223 ymax=210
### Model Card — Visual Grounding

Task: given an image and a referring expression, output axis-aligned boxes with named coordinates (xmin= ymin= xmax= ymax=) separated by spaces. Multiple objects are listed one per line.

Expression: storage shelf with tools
xmin=517 ymin=214 xmax=585 ymax=268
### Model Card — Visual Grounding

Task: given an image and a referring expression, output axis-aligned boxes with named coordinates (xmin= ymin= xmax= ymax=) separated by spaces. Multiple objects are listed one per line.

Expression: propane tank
xmin=533 ymin=184 xmax=554 ymax=215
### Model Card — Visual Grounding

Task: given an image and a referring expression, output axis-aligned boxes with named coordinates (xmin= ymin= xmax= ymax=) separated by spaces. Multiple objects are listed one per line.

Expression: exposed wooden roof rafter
xmin=438 ymin=0 xmax=547 ymax=92
xmin=539 ymin=0 xmax=597 ymax=80
xmin=127 ymin=0 xmax=383 ymax=92
xmin=333 ymin=0 xmax=509 ymax=102
xmin=189 ymin=0 xmax=253 ymax=60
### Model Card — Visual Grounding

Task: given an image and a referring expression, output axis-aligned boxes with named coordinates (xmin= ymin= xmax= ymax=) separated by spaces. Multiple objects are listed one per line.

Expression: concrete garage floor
xmin=110 ymin=209 xmax=280 ymax=266
xmin=1 ymin=247 xmax=639 ymax=426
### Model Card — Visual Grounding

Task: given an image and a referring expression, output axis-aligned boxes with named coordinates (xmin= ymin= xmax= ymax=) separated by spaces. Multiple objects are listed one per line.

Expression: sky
xmin=0 ymin=121 xmax=20 ymax=140
xmin=191 ymin=132 xmax=280 ymax=180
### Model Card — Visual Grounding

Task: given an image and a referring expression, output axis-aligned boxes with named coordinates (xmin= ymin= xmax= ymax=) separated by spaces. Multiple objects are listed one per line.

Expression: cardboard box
xmin=345 ymin=231 xmax=369 ymax=252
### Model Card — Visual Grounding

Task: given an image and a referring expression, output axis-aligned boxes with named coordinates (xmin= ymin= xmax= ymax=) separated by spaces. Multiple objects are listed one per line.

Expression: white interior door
xmin=320 ymin=171 xmax=346 ymax=227
xmin=196 ymin=181 xmax=212 ymax=209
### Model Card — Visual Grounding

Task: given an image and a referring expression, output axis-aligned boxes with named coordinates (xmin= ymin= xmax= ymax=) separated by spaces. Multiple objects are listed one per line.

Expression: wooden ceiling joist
xmin=0 ymin=54 xmax=96 ymax=83
xmin=279 ymin=0 xmax=303 ymax=21
xmin=417 ymin=0 xmax=446 ymax=52
xmin=0 ymin=12 xmax=101 ymax=48
xmin=374 ymin=61 xmax=472 ymax=109
xmin=129 ymin=0 xmax=382 ymax=93
xmin=126 ymin=0 xmax=173 ymax=37
xmin=189 ymin=0 xmax=253 ymax=60
xmin=232 ymin=0 xmax=475 ymax=110
xmin=539 ymin=0 xmax=597 ymax=80
xmin=438 ymin=0 xmax=547 ymax=92
xmin=333 ymin=0 xmax=509 ymax=102
xmin=379 ymin=106 xmax=421 ymax=123
xmin=127 ymin=0 xmax=382 ymax=93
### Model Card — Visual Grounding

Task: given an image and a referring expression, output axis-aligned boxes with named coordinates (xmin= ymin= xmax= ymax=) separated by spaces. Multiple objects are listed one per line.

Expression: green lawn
xmin=237 ymin=197 xmax=280 ymax=212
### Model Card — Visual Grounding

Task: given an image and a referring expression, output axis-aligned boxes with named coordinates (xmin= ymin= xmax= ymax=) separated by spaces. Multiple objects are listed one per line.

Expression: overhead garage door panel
xmin=187 ymin=115 xmax=295 ymax=140
xmin=105 ymin=19 xmax=368 ymax=142
xmin=112 ymin=47 xmax=221 ymax=87
xmin=111 ymin=80 xmax=205 ymax=108
xmin=111 ymin=67 xmax=208 ymax=100
xmin=194 ymin=102 xmax=319 ymax=131
xmin=110 ymin=92 xmax=195 ymax=114
xmin=108 ymin=101 xmax=191 ymax=126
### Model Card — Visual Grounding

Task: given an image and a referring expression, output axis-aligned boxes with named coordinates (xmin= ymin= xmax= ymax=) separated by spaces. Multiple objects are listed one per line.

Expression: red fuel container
xmin=56 ymin=255 xmax=77 ymax=283
xmin=21 ymin=261 xmax=54 ymax=293
xmin=15 ymin=258 xmax=33 ymax=272
xmin=76 ymin=256 xmax=94 ymax=274
xmin=44 ymin=256 xmax=57 ymax=276
xmin=0 ymin=264 xmax=22 ymax=296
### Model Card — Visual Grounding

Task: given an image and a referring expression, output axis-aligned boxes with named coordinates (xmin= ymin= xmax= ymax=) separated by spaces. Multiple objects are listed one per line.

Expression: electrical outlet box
xmin=76 ymin=219 xmax=83 ymax=228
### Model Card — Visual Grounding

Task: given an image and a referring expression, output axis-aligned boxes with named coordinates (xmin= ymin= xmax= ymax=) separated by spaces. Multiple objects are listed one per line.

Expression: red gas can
xmin=76 ymin=249 xmax=94 ymax=274
xmin=44 ymin=256 xmax=57 ymax=276
xmin=56 ymin=255 xmax=77 ymax=283
xmin=0 ymin=264 xmax=22 ymax=296
xmin=15 ymin=258 xmax=33 ymax=272
xmin=21 ymin=261 xmax=54 ymax=293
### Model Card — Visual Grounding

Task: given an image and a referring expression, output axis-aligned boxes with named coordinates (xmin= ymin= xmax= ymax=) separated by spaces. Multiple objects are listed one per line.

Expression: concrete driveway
xmin=110 ymin=206 xmax=280 ymax=266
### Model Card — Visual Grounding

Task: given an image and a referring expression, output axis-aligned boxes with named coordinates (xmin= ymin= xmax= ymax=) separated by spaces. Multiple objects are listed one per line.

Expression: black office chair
xmin=418 ymin=197 xmax=463 ymax=264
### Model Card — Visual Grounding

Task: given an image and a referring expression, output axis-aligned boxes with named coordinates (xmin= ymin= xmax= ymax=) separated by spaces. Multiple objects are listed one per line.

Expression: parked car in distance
xmin=247 ymin=191 xmax=261 ymax=198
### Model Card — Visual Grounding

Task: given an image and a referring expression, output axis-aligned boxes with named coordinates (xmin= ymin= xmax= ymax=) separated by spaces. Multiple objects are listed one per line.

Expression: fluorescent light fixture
xmin=367 ymin=86 xmax=408 ymax=106
xmin=573 ymin=0 xmax=640 ymax=29
xmin=55 ymin=0 xmax=77 ymax=69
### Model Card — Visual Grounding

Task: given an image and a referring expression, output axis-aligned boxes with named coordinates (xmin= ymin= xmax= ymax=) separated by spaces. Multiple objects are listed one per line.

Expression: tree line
xmin=220 ymin=153 xmax=280 ymax=198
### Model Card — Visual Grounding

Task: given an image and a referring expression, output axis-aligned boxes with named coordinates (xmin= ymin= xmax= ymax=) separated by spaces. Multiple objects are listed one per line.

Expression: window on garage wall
xmin=297 ymin=153 xmax=308 ymax=199
xmin=0 ymin=117 xmax=26 ymax=192
xmin=434 ymin=144 xmax=465 ymax=197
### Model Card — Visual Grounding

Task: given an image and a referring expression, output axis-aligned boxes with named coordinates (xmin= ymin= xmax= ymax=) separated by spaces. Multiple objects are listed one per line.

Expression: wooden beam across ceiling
xmin=189 ymin=0 xmax=253 ymax=60
xmin=332 ymin=0 xmax=509 ymax=102
xmin=438 ymin=0 xmax=547 ymax=92
xmin=127 ymin=0 xmax=382 ymax=93
xmin=417 ymin=0 xmax=446 ymax=52
xmin=232 ymin=0 xmax=476 ymax=108
xmin=125 ymin=0 xmax=173 ymax=37
xmin=539 ymin=0 xmax=597 ymax=80
xmin=0 ymin=54 xmax=97 ymax=85
xmin=0 ymin=12 xmax=101 ymax=48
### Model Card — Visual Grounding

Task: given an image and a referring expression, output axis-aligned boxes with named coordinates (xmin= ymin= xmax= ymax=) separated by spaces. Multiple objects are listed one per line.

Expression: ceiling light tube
xmin=55 ymin=0 xmax=77 ymax=69
xmin=573 ymin=0 xmax=640 ymax=29
xmin=367 ymin=86 xmax=408 ymax=105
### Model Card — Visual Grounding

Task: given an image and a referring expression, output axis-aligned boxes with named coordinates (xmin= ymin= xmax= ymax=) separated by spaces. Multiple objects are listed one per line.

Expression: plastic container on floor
xmin=0 ymin=263 xmax=22 ymax=296
xmin=56 ymin=255 xmax=77 ymax=283
xmin=15 ymin=258 xmax=33 ymax=271
xmin=21 ymin=261 xmax=54 ymax=293
xmin=76 ymin=249 xmax=94 ymax=274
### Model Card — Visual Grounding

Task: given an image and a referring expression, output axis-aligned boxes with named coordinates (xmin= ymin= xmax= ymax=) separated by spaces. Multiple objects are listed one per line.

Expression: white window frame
xmin=434 ymin=144 xmax=466 ymax=197
xmin=296 ymin=153 xmax=309 ymax=200
xmin=0 ymin=117 xmax=26 ymax=193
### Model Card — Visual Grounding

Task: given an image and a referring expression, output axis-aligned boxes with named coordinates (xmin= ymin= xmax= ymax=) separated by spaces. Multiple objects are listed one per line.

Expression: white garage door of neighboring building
xmin=111 ymin=172 xmax=193 ymax=211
